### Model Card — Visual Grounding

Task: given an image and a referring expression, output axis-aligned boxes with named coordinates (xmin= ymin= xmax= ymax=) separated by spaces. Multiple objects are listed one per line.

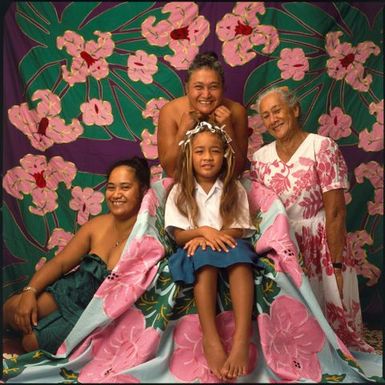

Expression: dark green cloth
xmin=34 ymin=253 xmax=110 ymax=353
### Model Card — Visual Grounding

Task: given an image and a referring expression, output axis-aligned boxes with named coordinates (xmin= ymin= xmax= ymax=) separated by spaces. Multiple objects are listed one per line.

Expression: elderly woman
xmin=3 ymin=157 xmax=151 ymax=354
xmin=251 ymin=86 xmax=380 ymax=351
xmin=158 ymin=51 xmax=248 ymax=178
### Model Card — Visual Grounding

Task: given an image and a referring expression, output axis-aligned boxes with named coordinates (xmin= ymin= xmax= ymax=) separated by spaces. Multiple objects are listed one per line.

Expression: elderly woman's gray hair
xmin=255 ymin=86 xmax=300 ymax=115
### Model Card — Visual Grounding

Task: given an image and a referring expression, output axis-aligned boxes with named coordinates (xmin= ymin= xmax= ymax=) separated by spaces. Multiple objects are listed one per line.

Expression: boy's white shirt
xmin=165 ymin=178 xmax=256 ymax=239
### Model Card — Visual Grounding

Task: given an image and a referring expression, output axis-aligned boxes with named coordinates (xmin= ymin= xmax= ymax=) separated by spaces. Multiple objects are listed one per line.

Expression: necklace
xmin=113 ymin=234 xmax=129 ymax=248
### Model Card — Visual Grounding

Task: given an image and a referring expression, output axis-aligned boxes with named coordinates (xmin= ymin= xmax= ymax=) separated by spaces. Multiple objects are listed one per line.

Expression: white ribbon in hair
xmin=178 ymin=121 xmax=234 ymax=156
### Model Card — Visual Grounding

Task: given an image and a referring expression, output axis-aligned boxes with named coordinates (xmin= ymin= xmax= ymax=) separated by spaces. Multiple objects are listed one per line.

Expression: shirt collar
xmin=194 ymin=178 xmax=223 ymax=197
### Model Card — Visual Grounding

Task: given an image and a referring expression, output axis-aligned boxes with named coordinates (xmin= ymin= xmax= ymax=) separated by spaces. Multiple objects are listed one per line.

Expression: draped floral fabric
xmin=2 ymin=0 xmax=383 ymax=338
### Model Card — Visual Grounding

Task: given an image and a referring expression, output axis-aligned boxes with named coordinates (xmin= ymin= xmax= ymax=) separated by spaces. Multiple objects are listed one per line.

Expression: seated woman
xmin=3 ymin=157 xmax=151 ymax=354
xmin=158 ymin=51 xmax=249 ymax=178
xmin=251 ymin=86 xmax=380 ymax=352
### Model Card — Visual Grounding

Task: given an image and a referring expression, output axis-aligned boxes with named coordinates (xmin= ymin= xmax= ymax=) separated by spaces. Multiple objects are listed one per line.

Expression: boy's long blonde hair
xmin=174 ymin=124 xmax=240 ymax=229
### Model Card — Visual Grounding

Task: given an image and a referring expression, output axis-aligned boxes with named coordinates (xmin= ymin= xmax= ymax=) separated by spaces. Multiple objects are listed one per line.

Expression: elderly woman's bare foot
xmin=220 ymin=339 xmax=250 ymax=379
xmin=203 ymin=337 xmax=228 ymax=380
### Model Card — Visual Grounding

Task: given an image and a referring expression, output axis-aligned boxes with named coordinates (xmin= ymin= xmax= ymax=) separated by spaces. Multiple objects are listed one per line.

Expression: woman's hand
xmin=14 ymin=291 xmax=38 ymax=335
xmin=211 ymin=105 xmax=232 ymax=128
xmin=201 ymin=226 xmax=237 ymax=252
xmin=179 ymin=110 xmax=203 ymax=135
xmin=184 ymin=236 xmax=215 ymax=257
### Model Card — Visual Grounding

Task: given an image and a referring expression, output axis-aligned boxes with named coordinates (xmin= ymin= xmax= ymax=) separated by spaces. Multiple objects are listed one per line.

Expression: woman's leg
xmin=221 ymin=263 xmax=254 ymax=379
xmin=194 ymin=266 xmax=227 ymax=380
xmin=3 ymin=291 xmax=58 ymax=352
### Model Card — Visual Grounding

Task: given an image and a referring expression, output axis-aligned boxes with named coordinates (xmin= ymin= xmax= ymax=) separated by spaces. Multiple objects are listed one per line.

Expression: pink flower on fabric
xmin=8 ymin=89 xmax=83 ymax=151
xmin=80 ymin=99 xmax=113 ymax=126
xmin=358 ymin=101 xmax=383 ymax=152
xmin=127 ymin=50 xmax=158 ymax=84
xmin=336 ymin=336 xmax=357 ymax=363
xmin=95 ymin=235 xmax=164 ymax=319
xmin=258 ymin=295 xmax=325 ymax=382
xmin=78 ymin=308 xmax=158 ymax=383
xmin=47 ymin=228 xmax=74 ymax=254
xmin=142 ymin=3 xmax=209 ymax=70
xmin=346 ymin=230 xmax=381 ymax=282
xmin=34 ymin=257 xmax=47 ymax=271
xmin=161 ymin=177 xmax=174 ymax=191
xmin=277 ymin=48 xmax=309 ymax=81
xmin=57 ymin=30 xmax=114 ymax=86
xmin=256 ymin=214 xmax=302 ymax=288
xmin=354 ymin=161 xmax=383 ymax=215
xmin=170 ymin=311 xmax=257 ymax=383
xmin=139 ymin=188 xmax=159 ymax=217
xmin=318 ymin=107 xmax=352 ymax=140
xmin=247 ymin=180 xmax=278 ymax=214
xmin=216 ymin=2 xmax=279 ymax=66
xmin=142 ymin=97 xmax=169 ymax=126
xmin=247 ymin=114 xmax=266 ymax=160
xmin=150 ymin=164 xmax=163 ymax=184
xmin=325 ymin=31 xmax=380 ymax=92
xmin=69 ymin=186 xmax=104 ymax=225
xmin=140 ymin=128 xmax=158 ymax=159
xmin=359 ymin=101 xmax=384 ymax=151
xmin=2 ymin=154 xmax=76 ymax=215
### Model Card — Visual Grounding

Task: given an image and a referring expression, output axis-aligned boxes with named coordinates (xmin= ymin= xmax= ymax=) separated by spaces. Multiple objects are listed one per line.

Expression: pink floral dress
xmin=251 ymin=133 xmax=373 ymax=352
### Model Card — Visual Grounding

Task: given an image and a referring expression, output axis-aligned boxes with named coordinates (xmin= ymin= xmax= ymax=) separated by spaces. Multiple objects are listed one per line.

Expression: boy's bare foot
xmin=221 ymin=339 xmax=250 ymax=379
xmin=202 ymin=336 xmax=228 ymax=380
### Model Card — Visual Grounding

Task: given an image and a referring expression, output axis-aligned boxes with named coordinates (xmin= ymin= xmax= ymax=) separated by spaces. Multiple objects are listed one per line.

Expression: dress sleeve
xmin=164 ymin=184 xmax=191 ymax=239
xmin=316 ymin=137 xmax=349 ymax=193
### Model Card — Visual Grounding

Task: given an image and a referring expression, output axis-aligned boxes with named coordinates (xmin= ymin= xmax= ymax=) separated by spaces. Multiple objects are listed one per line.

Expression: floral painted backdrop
xmin=2 ymin=2 xmax=383 ymax=321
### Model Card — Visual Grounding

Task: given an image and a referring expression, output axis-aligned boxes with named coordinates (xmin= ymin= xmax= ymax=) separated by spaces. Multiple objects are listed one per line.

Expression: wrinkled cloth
xmin=3 ymin=180 xmax=383 ymax=383
xmin=33 ymin=254 xmax=110 ymax=353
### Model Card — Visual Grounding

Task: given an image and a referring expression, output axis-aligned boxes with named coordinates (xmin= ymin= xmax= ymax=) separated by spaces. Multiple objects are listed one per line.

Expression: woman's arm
xmin=322 ymin=189 xmax=346 ymax=296
xmin=158 ymin=101 xmax=198 ymax=177
xmin=14 ymin=221 xmax=93 ymax=333
xmin=212 ymin=102 xmax=248 ymax=177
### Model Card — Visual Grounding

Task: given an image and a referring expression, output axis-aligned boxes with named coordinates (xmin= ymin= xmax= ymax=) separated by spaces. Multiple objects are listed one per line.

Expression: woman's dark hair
xmin=186 ymin=51 xmax=224 ymax=86
xmin=106 ymin=157 xmax=151 ymax=190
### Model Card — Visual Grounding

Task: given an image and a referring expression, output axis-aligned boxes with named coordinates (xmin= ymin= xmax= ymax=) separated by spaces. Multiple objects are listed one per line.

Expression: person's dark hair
xmin=186 ymin=51 xmax=224 ymax=86
xmin=106 ymin=157 xmax=151 ymax=190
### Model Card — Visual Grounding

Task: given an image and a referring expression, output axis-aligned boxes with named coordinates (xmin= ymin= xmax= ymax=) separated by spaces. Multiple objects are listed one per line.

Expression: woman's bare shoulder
xmin=223 ymin=97 xmax=246 ymax=113
xmin=82 ymin=213 xmax=112 ymax=232
xmin=160 ymin=95 xmax=187 ymax=113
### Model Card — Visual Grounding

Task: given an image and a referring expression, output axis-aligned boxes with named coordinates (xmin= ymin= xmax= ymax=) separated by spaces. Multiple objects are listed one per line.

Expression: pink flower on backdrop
xmin=170 ymin=311 xmax=257 ymax=383
xmin=256 ymin=214 xmax=302 ymax=288
xmin=325 ymin=31 xmax=380 ymax=92
xmin=78 ymin=308 xmax=158 ymax=383
xmin=47 ymin=228 xmax=74 ymax=254
xmin=57 ymin=30 xmax=114 ymax=86
xmin=80 ymin=99 xmax=113 ymax=126
xmin=258 ymin=295 xmax=325 ymax=382
xmin=8 ymin=89 xmax=83 ymax=151
xmin=369 ymin=99 xmax=383 ymax=125
xmin=139 ymin=188 xmax=159 ymax=217
xmin=150 ymin=164 xmax=163 ymax=184
xmin=277 ymin=48 xmax=309 ymax=81
xmin=318 ymin=107 xmax=352 ymax=140
xmin=140 ymin=129 xmax=158 ymax=159
xmin=358 ymin=101 xmax=384 ymax=152
xmin=142 ymin=2 xmax=209 ymax=70
xmin=346 ymin=230 xmax=381 ymax=282
xmin=247 ymin=180 xmax=278 ymax=214
xmin=96 ymin=235 xmax=164 ymax=318
xmin=35 ymin=257 xmax=47 ymax=271
xmin=354 ymin=161 xmax=383 ymax=215
xmin=127 ymin=50 xmax=158 ymax=84
xmin=142 ymin=97 xmax=169 ymax=126
xmin=69 ymin=186 xmax=104 ymax=225
xmin=216 ymin=2 xmax=279 ymax=66
xmin=247 ymin=114 xmax=266 ymax=160
xmin=2 ymin=154 xmax=76 ymax=215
